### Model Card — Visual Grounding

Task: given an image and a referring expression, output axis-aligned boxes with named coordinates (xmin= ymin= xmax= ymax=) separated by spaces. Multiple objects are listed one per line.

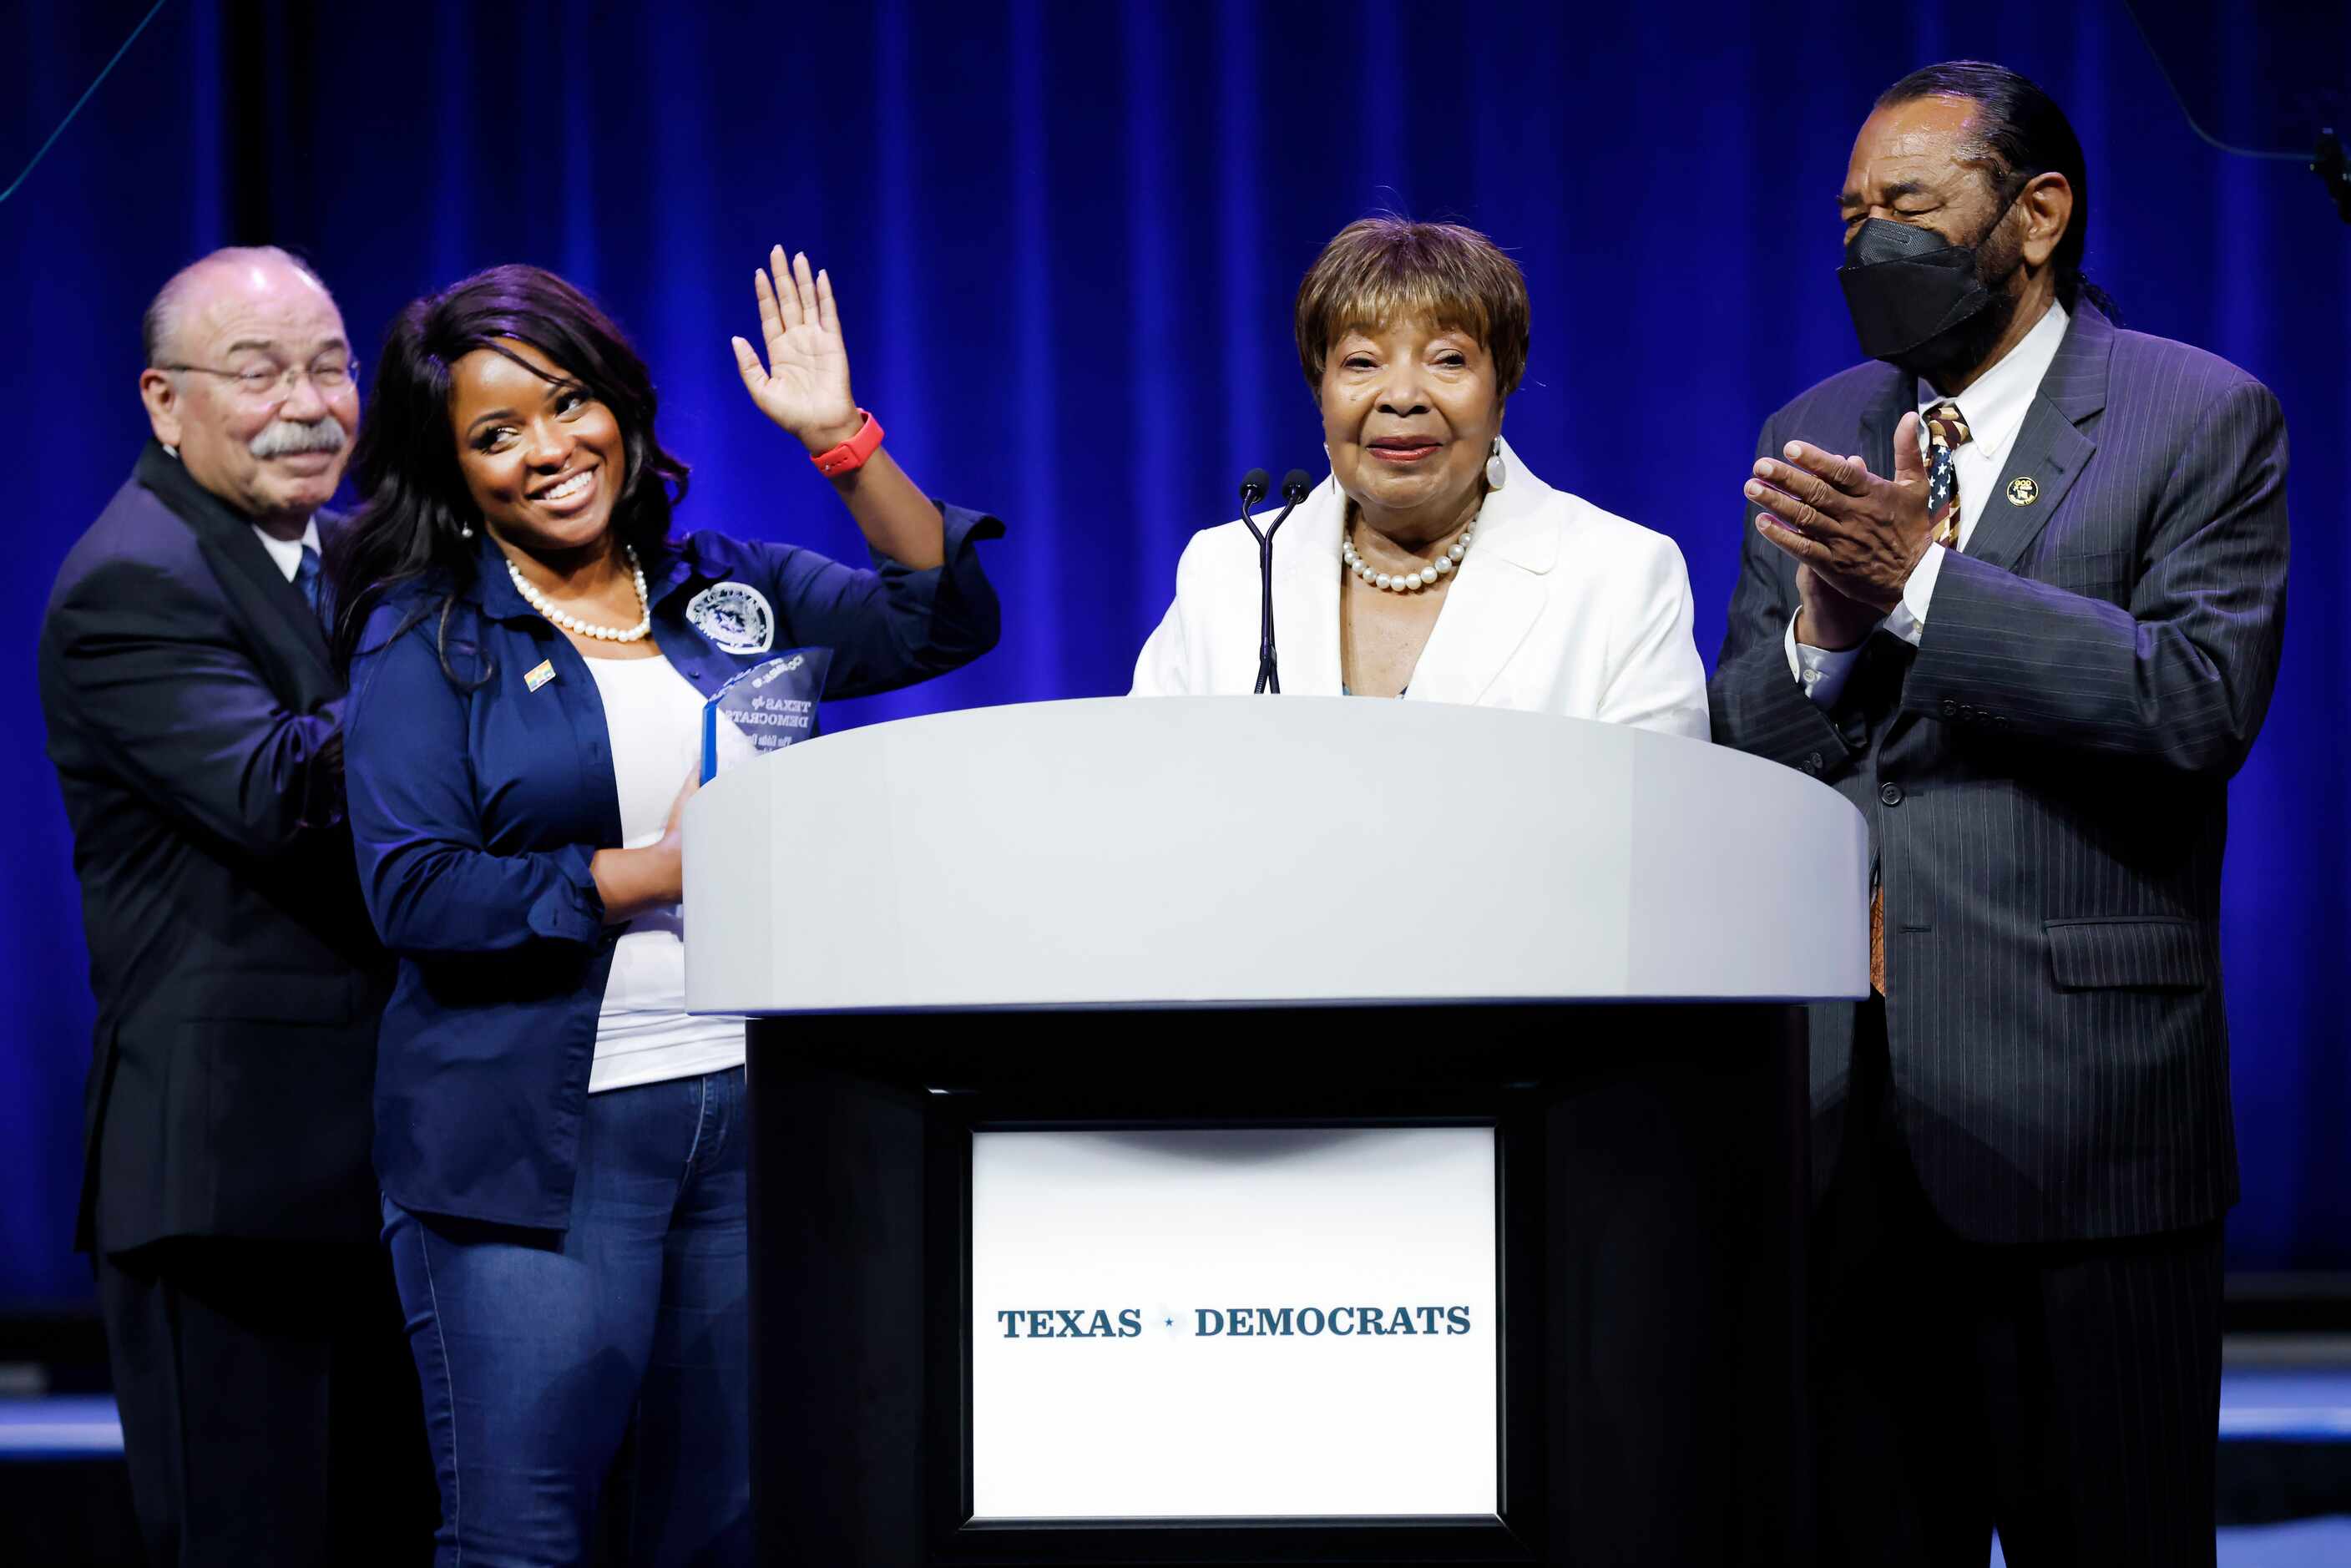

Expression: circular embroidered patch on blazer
xmin=686 ymin=582 xmax=776 ymax=655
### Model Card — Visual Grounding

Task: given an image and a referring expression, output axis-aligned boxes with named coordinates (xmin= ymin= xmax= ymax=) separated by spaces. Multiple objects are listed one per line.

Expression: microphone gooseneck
xmin=1234 ymin=468 xmax=1295 ymax=695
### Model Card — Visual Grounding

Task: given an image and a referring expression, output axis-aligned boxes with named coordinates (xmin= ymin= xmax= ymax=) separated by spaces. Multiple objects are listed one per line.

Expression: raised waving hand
xmin=732 ymin=245 xmax=861 ymax=452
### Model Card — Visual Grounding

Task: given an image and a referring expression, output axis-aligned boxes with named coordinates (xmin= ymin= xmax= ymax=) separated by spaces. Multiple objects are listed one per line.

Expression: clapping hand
xmin=1747 ymin=412 xmax=1939 ymax=635
xmin=732 ymin=245 xmax=862 ymax=453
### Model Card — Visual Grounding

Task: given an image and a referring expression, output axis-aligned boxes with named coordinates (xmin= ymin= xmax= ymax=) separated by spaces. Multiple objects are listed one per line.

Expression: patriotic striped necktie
xmin=1873 ymin=401 xmax=1971 ymax=992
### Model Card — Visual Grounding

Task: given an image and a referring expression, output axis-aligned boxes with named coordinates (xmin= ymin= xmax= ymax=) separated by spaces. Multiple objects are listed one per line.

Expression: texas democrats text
xmin=992 ymin=1306 xmax=1474 ymax=1339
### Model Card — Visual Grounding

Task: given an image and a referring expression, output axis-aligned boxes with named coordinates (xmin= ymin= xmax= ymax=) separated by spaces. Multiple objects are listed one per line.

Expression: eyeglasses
xmin=154 ymin=357 xmax=360 ymax=402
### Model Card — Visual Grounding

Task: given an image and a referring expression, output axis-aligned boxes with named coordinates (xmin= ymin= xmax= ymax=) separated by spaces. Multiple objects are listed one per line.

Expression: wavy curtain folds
xmin=3 ymin=0 xmax=2344 ymax=1307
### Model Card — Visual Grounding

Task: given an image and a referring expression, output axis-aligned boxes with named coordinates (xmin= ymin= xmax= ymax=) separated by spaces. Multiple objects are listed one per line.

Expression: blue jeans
xmin=382 ymin=1067 xmax=750 ymax=1567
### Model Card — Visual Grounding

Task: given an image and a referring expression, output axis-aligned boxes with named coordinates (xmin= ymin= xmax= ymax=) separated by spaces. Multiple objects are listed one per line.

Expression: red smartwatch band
xmin=810 ymin=410 xmax=884 ymax=477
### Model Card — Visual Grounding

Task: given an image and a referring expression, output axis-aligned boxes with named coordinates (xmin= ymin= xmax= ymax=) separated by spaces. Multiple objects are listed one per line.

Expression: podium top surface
xmin=684 ymin=697 xmax=1869 ymax=1014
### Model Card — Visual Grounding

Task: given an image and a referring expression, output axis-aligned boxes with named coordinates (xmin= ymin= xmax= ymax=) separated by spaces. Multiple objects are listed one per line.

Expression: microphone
xmin=1235 ymin=468 xmax=1304 ymax=695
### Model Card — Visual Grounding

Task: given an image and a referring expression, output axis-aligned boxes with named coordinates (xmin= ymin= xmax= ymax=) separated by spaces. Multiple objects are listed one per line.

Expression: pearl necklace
xmin=1342 ymin=522 xmax=1475 ymax=593
xmin=505 ymin=546 xmax=652 ymax=642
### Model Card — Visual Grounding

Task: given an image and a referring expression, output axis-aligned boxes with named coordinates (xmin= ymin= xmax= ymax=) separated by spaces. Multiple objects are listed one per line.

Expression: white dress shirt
xmin=250 ymin=517 xmax=324 ymax=579
xmin=1786 ymin=301 xmax=2070 ymax=707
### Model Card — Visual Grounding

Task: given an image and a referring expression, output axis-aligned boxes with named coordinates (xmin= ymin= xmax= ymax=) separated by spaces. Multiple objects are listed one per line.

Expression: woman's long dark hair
xmin=327 ymin=264 xmax=690 ymax=683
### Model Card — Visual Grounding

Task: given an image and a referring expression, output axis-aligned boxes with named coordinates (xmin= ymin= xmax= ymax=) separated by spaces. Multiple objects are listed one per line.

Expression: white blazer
xmin=1130 ymin=439 xmax=1711 ymax=740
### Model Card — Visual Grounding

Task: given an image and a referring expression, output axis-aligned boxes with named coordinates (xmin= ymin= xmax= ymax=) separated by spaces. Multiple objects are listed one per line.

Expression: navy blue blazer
xmin=346 ymin=509 xmax=1001 ymax=1229
xmin=41 ymin=443 xmax=388 ymax=1252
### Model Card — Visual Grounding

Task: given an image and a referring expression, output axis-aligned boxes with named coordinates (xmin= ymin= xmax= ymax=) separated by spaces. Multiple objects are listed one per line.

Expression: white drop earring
xmin=460 ymin=523 xmax=476 ymax=539
xmin=1484 ymin=438 xmax=1506 ymax=489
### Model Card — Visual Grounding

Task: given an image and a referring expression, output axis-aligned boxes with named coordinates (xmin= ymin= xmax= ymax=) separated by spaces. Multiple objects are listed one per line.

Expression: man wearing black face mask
xmin=1710 ymin=61 xmax=2288 ymax=1567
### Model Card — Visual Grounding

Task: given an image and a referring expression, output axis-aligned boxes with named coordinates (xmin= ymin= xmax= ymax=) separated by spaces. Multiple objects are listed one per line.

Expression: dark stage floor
xmin=5 ymin=1352 xmax=2349 ymax=1565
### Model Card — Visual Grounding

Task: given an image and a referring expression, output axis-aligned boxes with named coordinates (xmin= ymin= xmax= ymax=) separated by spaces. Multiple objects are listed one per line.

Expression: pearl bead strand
xmin=1341 ymin=524 xmax=1474 ymax=593
xmin=505 ymin=546 xmax=653 ymax=642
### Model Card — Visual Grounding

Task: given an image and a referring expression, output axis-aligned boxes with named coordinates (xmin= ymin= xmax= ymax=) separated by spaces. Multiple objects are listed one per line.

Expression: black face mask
xmin=1838 ymin=200 xmax=2021 ymax=377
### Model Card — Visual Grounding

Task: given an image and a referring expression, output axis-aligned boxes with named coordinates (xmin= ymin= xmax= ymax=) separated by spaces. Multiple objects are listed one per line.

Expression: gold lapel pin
xmin=2006 ymin=476 xmax=2040 ymax=507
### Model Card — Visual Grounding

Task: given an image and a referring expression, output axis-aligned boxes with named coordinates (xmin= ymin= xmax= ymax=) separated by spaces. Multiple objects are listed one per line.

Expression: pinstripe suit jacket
xmin=1709 ymin=302 xmax=2289 ymax=1244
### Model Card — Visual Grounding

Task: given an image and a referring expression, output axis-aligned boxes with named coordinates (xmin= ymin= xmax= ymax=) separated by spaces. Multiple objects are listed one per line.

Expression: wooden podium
xmin=685 ymin=698 xmax=1868 ymax=1565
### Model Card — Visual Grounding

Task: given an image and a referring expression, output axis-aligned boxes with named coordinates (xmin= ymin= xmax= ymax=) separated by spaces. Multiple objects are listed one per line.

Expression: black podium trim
xmin=749 ymin=1002 xmax=1807 ymax=1567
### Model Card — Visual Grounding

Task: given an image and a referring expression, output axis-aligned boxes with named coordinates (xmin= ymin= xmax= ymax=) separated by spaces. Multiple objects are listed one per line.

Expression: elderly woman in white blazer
xmin=1131 ymin=217 xmax=1708 ymax=740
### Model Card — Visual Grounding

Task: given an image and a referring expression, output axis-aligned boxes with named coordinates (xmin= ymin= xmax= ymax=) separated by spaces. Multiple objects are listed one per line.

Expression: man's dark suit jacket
xmin=1710 ymin=302 xmax=2288 ymax=1245
xmin=39 ymin=440 xmax=388 ymax=1255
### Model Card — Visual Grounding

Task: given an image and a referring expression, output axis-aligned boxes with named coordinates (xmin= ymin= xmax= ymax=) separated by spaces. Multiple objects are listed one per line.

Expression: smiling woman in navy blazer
xmin=331 ymin=252 xmax=999 ymax=1565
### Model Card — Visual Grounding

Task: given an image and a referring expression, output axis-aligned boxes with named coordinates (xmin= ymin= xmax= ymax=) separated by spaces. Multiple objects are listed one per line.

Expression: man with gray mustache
xmin=38 ymin=247 xmax=431 ymax=1565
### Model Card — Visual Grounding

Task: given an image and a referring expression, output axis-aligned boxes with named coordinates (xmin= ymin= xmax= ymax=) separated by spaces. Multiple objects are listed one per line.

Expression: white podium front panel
xmin=968 ymin=1127 xmax=1497 ymax=1519
xmin=684 ymin=697 xmax=1868 ymax=1013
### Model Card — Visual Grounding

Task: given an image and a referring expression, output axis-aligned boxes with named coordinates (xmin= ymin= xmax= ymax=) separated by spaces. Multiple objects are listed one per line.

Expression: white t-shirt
xmin=581 ymin=653 xmax=746 ymax=1093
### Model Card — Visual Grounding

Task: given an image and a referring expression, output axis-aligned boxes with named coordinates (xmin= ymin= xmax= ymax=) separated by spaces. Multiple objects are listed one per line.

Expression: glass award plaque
xmin=700 ymin=647 xmax=832 ymax=783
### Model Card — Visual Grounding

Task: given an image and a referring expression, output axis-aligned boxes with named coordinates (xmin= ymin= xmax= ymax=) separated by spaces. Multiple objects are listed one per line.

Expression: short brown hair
xmin=1293 ymin=217 xmax=1530 ymax=400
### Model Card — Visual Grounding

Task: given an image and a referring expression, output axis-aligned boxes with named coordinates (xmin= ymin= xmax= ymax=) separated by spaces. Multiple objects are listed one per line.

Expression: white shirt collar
xmin=251 ymin=517 xmax=323 ymax=582
xmin=1915 ymin=299 xmax=2070 ymax=462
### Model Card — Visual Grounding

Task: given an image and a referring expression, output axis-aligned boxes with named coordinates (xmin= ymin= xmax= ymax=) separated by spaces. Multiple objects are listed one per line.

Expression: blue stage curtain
xmin=3 ymin=0 xmax=2343 ymax=1307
